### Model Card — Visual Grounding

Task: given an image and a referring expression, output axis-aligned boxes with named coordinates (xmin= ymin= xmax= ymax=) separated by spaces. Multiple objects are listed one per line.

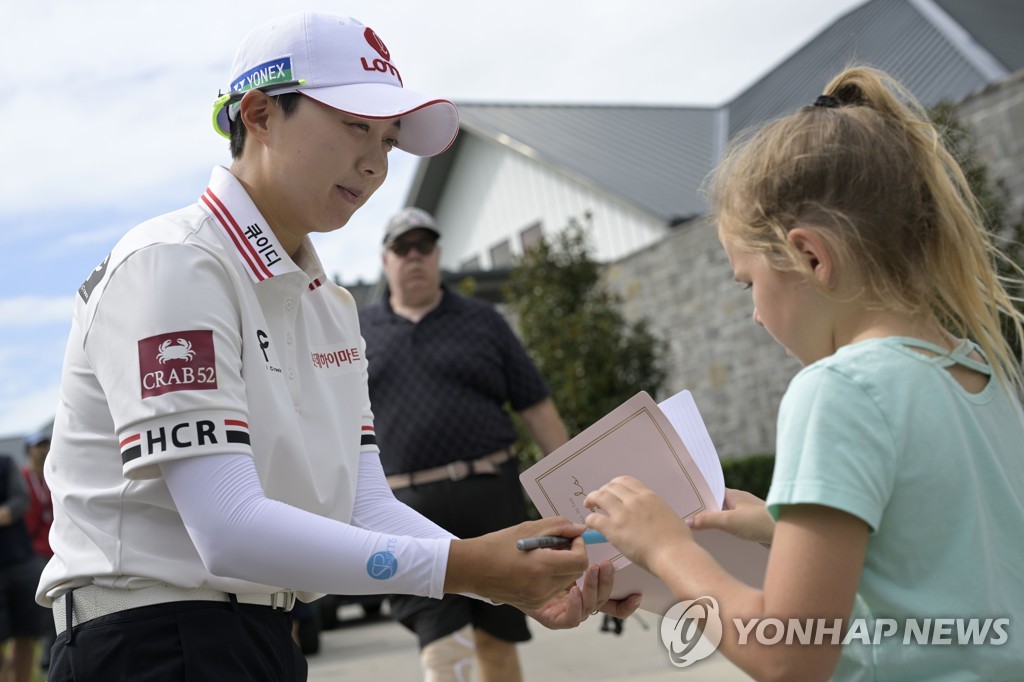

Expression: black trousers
xmin=389 ymin=459 xmax=532 ymax=648
xmin=48 ymin=597 xmax=307 ymax=682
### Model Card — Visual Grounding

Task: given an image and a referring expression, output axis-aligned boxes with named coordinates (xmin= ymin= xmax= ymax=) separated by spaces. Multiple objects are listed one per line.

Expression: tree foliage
xmin=505 ymin=214 xmax=667 ymax=467
xmin=931 ymin=102 xmax=1024 ymax=356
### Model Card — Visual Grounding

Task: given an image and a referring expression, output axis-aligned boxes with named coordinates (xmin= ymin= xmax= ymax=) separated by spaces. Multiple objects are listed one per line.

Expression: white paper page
xmin=658 ymin=390 xmax=725 ymax=508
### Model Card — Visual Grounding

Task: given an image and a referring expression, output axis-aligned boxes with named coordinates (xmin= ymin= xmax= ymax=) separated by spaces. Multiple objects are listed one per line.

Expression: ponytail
xmin=713 ymin=66 xmax=1024 ymax=388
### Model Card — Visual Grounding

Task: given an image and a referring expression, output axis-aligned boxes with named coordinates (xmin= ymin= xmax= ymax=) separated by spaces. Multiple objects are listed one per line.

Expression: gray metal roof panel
xmin=726 ymin=0 xmax=1018 ymax=137
xmin=932 ymin=0 xmax=1024 ymax=73
xmin=729 ymin=1 xmax=990 ymax=136
xmin=454 ymin=104 xmax=721 ymax=223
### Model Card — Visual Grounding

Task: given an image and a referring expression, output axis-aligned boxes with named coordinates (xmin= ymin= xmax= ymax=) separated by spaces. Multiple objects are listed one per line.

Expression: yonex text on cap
xmin=212 ymin=12 xmax=459 ymax=157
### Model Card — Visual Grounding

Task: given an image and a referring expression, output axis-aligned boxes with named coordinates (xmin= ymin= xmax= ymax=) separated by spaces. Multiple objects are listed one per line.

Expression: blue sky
xmin=0 ymin=0 xmax=865 ymax=437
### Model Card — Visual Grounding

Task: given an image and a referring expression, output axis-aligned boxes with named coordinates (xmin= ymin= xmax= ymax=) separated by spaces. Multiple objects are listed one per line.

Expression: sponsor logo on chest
xmin=256 ymin=329 xmax=282 ymax=374
xmin=310 ymin=342 xmax=361 ymax=374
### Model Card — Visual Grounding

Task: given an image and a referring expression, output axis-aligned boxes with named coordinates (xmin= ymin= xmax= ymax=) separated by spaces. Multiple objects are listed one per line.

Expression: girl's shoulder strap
xmin=895 ymin=337 xmax=992 ymax=375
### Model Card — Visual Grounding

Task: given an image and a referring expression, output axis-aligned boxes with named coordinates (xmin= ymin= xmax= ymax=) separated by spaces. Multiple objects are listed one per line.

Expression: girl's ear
xmin=787 ymin=227 xmax=834 ymax=286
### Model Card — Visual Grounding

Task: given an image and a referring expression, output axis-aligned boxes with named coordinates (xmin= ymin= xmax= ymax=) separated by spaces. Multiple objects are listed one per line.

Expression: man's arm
xmin=519 ymin=398 xmax=568 ymax=455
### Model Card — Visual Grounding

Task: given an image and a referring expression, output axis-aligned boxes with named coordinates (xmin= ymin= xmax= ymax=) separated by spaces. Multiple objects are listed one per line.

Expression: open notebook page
xmin=658 ymin=390 xmax=725 ymax=509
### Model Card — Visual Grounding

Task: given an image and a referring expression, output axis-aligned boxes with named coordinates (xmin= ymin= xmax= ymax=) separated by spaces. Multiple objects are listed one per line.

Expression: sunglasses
xmin=390 ymin=238 xmax=437 ymax=257
xmin=215 ymin=79 xmax=307 ymax=107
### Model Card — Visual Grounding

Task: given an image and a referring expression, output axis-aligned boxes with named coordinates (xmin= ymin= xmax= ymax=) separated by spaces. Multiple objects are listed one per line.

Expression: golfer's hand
xmin=444 ymin=517 xmax=588 ymax=610
xmin=525 ymin=561 xmax=642 ymax=629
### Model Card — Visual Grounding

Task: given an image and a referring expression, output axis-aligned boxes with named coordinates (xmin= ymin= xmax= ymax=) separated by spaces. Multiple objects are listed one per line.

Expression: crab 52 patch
xmin=138 ymin=330 xmax=218 ymax=398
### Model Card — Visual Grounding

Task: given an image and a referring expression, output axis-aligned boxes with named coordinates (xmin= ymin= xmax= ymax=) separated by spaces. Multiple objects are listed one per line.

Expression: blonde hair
xmin=712 ymin=66 xmax=1024 ymax=388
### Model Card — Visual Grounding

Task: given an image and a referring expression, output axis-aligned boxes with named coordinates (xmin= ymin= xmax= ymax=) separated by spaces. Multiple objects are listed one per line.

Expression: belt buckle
xmin=271 ymin=591 xmax=296 ymax=611
xmin=446 ymin=461 xmax=470 ymax=481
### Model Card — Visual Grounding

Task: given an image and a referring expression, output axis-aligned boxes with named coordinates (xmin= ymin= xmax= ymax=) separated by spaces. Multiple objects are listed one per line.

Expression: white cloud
xmin=62 ymin=223 xmax=139 ymax=248
xmin=0 ymin=385 xmax=60 ymax=440
xmin=0 ymin=295 xmax=76 ymax=328
xmin=0 ymin=333 xmax=67 ymax=438
xmin=2 ymin=0 xmax=865 ymax=216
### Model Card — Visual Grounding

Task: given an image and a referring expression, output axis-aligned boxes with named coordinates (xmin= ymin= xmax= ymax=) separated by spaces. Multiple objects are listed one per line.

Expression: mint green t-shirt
xmin=766 ymin=337 xmax=1024 ymax=681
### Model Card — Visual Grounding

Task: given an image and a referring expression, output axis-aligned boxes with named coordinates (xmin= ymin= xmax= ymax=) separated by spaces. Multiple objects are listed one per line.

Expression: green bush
xmin=721 ymin=454 xmax=775 ymax=500
xmin=505 ymin=215 xmax=667 ymax=469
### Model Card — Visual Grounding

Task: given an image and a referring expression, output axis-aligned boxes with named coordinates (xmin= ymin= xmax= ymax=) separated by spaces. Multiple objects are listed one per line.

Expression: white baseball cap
xmin=212 ymin=12 xmax=459 ymax=157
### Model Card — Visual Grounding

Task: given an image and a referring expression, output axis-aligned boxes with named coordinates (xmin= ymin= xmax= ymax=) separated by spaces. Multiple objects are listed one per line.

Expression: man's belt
xmin=386 ymin=449 xmax=513 ymax=490
xmin=53 ymin=583 xmax=296 ymax=635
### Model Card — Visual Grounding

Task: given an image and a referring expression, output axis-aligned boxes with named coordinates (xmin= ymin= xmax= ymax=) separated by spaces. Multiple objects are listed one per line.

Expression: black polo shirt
xmin=359 ymin=287 xmax=549 ymax=475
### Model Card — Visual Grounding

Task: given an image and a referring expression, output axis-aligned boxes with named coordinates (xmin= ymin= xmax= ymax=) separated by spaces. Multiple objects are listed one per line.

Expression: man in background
xmin=21 ymin=432 xmax=54 ymax=672
xmin=1 ymin=451 xmax=46 ymax=682
xmin=360 ymin=208 xmax=569 ymax=682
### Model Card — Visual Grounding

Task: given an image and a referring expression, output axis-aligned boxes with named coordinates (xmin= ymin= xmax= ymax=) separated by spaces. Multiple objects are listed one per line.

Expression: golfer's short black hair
xmin=229 ymin=92 xmax=303 ymax=159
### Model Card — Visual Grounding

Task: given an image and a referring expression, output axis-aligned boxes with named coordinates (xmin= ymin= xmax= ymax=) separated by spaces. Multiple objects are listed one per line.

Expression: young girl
xmin=585 ymin=66 xmax=1024 ymax=681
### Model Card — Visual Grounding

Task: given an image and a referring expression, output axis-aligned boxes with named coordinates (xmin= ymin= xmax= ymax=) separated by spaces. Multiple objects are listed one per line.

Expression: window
xmin=519 ymin=222 xmax=543 ymax=251
xmin=489 ymin=240 xmax=513 ymax=269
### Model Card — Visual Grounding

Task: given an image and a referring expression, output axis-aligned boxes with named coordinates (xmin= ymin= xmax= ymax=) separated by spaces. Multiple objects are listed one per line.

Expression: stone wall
xmin=957 ymin=69 xmax=1024 ymax=219
xmin=605 ymin=218 xmax=800 ymax=459
xmin=604 ymin=68 xmax=1024 ymax=460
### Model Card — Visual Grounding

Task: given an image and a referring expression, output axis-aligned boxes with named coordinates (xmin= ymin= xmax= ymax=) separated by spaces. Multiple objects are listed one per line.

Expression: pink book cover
xmin=519 ymin=390 xmax=768 ymax=616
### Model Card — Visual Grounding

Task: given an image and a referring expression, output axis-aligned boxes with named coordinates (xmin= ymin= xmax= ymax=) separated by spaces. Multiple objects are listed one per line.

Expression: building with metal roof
xmin=380 ymin=0 xmax=1024 ymax=457
xmin=403 ymin=0 xmax=1024 ymax=274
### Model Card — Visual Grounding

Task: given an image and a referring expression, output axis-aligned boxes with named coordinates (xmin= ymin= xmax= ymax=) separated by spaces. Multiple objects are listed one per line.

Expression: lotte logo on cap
xmin=364 ymin=27 xmax=390 ymax=60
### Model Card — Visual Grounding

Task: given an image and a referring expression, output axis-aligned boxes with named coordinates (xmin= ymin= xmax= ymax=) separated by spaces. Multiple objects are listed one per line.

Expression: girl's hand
xmin=687 ymin=488 xmax=775 ymax=545
xmin=583 ymin=475 xmax=690 ymax=573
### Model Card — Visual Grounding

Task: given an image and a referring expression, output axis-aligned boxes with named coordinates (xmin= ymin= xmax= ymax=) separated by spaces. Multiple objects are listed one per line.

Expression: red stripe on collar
xmin=201 ymin=188 xmax=274 ymax=282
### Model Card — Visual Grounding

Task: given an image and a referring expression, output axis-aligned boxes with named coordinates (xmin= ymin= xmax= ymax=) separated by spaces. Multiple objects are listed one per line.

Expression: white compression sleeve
xmin=350 ymin=452 xmax=457 ymax=539
xmin=351 ymin=452 xmax=493 ymax=605
xmin=160 ymin=453 xmax=450 ymax=598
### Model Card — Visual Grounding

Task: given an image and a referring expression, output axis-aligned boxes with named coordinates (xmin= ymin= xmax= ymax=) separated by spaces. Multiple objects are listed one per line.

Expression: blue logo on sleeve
xmin=367 ymin=551 xmax=398 ymax=580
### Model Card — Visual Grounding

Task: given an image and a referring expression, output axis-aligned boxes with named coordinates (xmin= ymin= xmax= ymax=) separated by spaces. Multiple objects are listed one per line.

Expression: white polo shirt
xmin=39 ymin=166 xmax=376 ymax=604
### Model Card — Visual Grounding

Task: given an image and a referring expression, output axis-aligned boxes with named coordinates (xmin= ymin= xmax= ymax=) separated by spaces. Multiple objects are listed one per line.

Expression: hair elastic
xmin=813 ymin=95 xmax=841 ymax=108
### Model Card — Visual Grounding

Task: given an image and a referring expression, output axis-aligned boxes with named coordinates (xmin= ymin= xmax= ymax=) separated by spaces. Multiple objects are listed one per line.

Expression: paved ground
xmin=307 ymin=604 xmax=753 ymax=681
